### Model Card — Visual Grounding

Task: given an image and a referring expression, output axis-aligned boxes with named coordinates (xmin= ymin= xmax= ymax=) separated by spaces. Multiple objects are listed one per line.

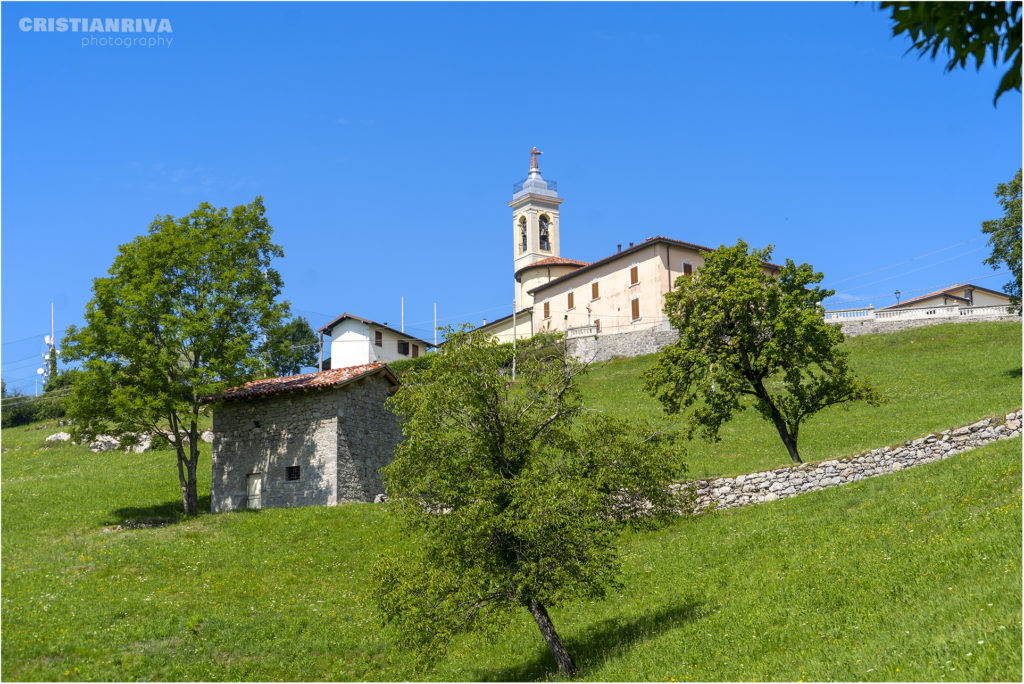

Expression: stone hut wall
xmin=211 ymin=390 xmax=339 ymax=512
xmin=336 ymin=377 xmax=402 ymax=502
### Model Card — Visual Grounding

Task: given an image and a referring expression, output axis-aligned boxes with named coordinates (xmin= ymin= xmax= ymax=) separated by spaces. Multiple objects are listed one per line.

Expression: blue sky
xmin=2 ymin=2 xmax=1021 ymax=393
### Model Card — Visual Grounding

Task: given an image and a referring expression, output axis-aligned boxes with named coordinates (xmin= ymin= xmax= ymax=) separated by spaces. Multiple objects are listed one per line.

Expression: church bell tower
xmin=509 ymin=148 xmax=564 ymax=293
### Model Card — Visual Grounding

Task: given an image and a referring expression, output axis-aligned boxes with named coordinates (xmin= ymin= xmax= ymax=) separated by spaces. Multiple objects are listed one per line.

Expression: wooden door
xmin=246 ymin=473 xmax=263 ymax=509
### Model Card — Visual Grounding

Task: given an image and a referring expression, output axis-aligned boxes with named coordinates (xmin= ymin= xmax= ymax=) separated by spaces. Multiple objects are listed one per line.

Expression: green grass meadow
xmin=579 ymin=321 xmax=1023 ymax=478
xmin=2 ymin=321 xmax=1021 ymax=680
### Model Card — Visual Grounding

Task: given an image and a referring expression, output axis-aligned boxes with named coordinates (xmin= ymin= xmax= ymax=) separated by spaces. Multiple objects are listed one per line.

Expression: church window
xmin=630 ymin=264 xmax=639 ymax=286
xmin=631 ymin=297 xmax=641 ymax=321
xmin=591 ymin=280 xmax=600 ymax=300
xmin=567 ymin=292 xmax=574 ymax=310
xmin=543 ymin=301 xmax=551 ymax=319
xmin=519 ymin=217 xmax=528 ymax=252
xmin=683 ymin=260 xmax=693 ymax=277
xmin=539 ymin=215 xmax=551 ymax=251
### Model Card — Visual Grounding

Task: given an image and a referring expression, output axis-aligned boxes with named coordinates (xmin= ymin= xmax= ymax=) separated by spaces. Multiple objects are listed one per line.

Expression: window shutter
xmin=567 ymin=292 xmax=574 ymax=310
xmin=398 ymin=341 xmax=409 ymax=355
xmin=592 ymin=281 xmax=599 ymax=299
xmin=631 ymin=298 xmax=640 ymax=321
xmin=412 ymin=344 xmax=419 ymax=358
xmin=630 ymin=265 xmax=638 ymax=285
xmin=374 ymin=330 xmax=383 ymax=347
xmin=594 ymin=319 xmax=601 ymax=333
xmin=683 ymin=262 xmax=693 ymax=277
xmin=543 ymin=301 xmax=550 ymax=319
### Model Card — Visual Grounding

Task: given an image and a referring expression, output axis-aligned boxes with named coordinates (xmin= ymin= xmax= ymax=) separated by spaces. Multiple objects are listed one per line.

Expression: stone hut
xmin=210 ymin=363 xmax=401 ymax=513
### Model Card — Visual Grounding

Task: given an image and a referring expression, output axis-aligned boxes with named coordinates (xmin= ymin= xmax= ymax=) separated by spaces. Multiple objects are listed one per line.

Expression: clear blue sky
xmin=2 ymin=2 xmax=1021 ymax=393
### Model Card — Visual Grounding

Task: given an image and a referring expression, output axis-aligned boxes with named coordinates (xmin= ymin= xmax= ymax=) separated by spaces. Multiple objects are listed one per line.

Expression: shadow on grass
xmin=1004 ymin=367 xmax=1022 ymax=378
xmin=474 ymin=599 xmax=704 ymax=681
xmin=106 ymin=494 xmax=212 ymax=526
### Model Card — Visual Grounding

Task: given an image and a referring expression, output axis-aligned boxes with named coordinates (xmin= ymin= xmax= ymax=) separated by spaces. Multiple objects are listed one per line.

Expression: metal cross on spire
xmin=530 ymin=146 xmax=542 ymax=170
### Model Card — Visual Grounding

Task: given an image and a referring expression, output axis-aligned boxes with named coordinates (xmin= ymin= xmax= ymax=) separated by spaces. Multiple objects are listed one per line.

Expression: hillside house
xmin=879 ymin=283 xmax=1011 ymax=311
xmin=318 ymin=313 xmax=433 ymax=370
xmin=210 ymin=363 xmax=401 ymax=512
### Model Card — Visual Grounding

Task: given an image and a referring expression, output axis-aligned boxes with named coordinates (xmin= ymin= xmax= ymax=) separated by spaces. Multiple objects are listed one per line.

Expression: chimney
xmin=629 ymin=241 xmax=634 ymax=247
xmin=617 ymin=243 xmax=622 ymax=252
xmin=483 ymin=318 xmax=487 ymax=326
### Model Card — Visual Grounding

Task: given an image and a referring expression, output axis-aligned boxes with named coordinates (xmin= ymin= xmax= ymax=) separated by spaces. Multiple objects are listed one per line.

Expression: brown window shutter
xmin=412 ymin=344 xmax=419 ymax=358
xmin=594 ymin=319 xmax=601 ymax=333
xmin=543 ymin=301 xmax=550 ymax=319
xmin=374 ymin=330 xmax=383 ymax=347
xmin=683 ymin=262 xmax=693 ymax=277
xmin=592 ymin=281 xmax=599 ymax=299
xmin=631 ymin=298 xmax=640 ymax=321
xmin=630 ymin=265 xmax=638 ymax=285
xmin=567 ymin=292 xmax=574 ymax=309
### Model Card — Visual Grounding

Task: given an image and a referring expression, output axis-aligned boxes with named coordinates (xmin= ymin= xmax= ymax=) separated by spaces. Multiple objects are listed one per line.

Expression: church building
xmin=476 ymin=149 xmax=779 ymax=342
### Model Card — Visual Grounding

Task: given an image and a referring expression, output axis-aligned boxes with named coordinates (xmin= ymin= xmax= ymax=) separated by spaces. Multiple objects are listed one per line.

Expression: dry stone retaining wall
xmin=683 ymin=410 xmax=1022 ymax=512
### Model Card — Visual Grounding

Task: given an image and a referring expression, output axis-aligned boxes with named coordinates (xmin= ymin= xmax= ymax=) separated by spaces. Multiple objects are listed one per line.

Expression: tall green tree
xmin=265 ymin=315 xmax=318 ymax=376
xmin=880 ymin=1 xmax=1022 ymax=104
xmin=62 ymin=197 xmax=287 ymax=515
xmin=981 ymin=168 xmax=1022 ymax=310
xmin=644 ymin=240 xmax=878 ymax=464
xmin=372 ymin=329 xmax=686 ymax=676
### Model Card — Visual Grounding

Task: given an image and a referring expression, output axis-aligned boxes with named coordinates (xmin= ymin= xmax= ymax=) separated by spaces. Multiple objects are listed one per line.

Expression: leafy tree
xmin=981 ymin=168 xmax=1022 ymax=310
xmin=1 ymin=378 xmax=6 ymax=398
xmin=880 ymin=1 xmax=1022 ymax=103
xmin=644 ymin=240 xmax=879 ymax=464
xmin=265 ymin=315 xmax=318 ymax=376
xmin=62 ymin=197 xmax=287 ymax=515
xmin=372 ymin=329 xmax=686 ymax=676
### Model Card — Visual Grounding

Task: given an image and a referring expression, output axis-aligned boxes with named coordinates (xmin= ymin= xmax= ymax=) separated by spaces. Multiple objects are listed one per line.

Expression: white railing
xmin=825 ymin=303 xmax=1015 ymax=323
xmin=566 ymin=325 xmax=598 ymax=339
xmin=958 ymin=304 xmax=1012 ymax=316
xmin=875 ymin=304 xmax=960 ymax=321
xmin=823 ymin=307 xmax=875 ymax=321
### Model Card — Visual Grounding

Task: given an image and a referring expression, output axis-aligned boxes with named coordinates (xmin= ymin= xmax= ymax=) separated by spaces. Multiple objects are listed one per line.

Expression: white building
xmin=318 ymin=313 xmax=432 ymax=369
xmin=476 ymin=149 xmax=779 ymax=342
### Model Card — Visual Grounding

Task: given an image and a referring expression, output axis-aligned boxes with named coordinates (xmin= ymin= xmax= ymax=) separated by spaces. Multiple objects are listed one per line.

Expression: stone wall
xmin=567 ymin=323 xmax=679 ymax=363
xmin=684 ymin=410 xmax=1022 ymax=512
xmin=831 ymin=313 xmax=1021 ymax=338
xmin=211 ymin=375 xmax=402 ymax=512
xmin=336 ymin=378 xmax=402 ymax=503
xmin=212 ymin=390 xmax=339 ymax=512
xmin=567 ymin=313 xmax=1020 ymax=361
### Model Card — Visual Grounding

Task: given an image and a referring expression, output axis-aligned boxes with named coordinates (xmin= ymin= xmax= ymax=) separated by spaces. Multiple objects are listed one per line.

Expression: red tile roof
xmin=216 ymin=363 xmax=398 ymax=402
xmin=514 ymin=256 xmax=589 ymax=281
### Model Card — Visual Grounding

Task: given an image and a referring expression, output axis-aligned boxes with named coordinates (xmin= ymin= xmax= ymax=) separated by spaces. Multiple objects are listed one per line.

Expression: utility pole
xmin=401 ymin=296 xmax=405 ymax=333
xmin=512 ymin=299 xmax=517 ymax=381
xmin=433 ymin=302 xmax=437 ymax=347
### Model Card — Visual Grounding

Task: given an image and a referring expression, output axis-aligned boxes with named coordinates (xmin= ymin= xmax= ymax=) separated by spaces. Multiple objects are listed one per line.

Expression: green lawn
xmin=2 ymin=421 xmax=1020 ymax=680
xmin=578 ymin=321 xmax=1023 ymax=478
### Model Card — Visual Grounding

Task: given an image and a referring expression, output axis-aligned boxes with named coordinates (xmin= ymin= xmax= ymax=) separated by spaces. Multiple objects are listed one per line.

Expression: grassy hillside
xmin=2 ymin=419 xmax=1020 ymax=680
xmin=578 ymin=321 xmax=1022 ymax=478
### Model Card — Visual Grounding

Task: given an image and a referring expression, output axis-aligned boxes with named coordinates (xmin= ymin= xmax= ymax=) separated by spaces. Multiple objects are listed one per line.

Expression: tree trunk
xmin=528 ymin=598 xmax=577 ymax=677
xmin=176 ymin=446 xmax=200 ymax=516
xmin=754 ymin=380 xmax=802 ymax=463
